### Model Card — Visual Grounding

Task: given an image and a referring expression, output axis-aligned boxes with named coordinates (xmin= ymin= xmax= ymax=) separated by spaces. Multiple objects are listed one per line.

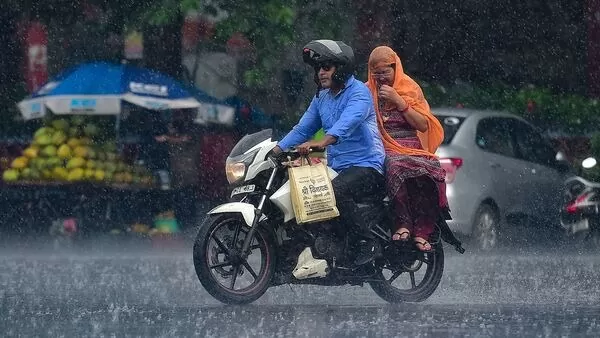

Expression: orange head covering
xmin=365 ymin=46 xmax=444 ymax=157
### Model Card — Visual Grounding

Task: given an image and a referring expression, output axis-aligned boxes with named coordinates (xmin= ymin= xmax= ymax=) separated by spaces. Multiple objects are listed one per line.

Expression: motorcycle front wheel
xmin=193 ymin=213 xmax=276 ymax=304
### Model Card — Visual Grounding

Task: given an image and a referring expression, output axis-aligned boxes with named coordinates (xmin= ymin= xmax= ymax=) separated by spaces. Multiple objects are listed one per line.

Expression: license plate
xmin=571 ymin=218 xmax=589 ymax=234
xmin=231 ymin=184 xmax=255 ymax=197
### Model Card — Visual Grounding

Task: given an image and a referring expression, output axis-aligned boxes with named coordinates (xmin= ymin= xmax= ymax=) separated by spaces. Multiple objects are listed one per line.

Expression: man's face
xmin=317 ymin=63 xmax=336 ymax=89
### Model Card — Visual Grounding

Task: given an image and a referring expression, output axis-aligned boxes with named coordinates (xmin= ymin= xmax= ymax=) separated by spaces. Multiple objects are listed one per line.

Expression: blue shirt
xmin=278 ymin=76 xmax=385 ymax=174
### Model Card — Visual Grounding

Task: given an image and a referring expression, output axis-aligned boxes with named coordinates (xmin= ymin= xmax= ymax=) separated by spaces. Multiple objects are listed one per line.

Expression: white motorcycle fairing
xmin=245 ymin=139 xmax=278 ymax=181
xmin=209 ymin=132 xmax=337 ymax=227
xmin=207 ymin=202 xmax=267 ymax=227
xmin=228 ymin=133 xmax=338 ymax=224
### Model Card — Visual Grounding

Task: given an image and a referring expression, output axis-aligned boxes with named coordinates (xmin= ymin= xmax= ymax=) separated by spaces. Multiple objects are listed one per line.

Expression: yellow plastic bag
xmin=288 ymin=158 xmax=339 ymax=223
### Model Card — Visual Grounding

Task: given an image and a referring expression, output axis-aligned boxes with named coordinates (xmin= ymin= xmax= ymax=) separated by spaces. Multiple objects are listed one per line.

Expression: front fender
xmin=207 ymin=202 xmax=266 ymax=227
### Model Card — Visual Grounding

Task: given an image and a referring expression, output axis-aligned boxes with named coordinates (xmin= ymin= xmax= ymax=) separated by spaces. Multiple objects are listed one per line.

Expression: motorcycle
xmin=560 ymin=157 xmax=600 ymax=242
xmin=192 ymin=129 xmax=465 ymax=305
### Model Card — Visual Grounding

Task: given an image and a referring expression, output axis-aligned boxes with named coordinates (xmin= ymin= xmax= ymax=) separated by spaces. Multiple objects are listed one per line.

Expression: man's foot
xmin=414 ymin=237 xmax=433 ymax=253
xmin=392 ymin=228 xmax=410 ymax=241
xmin=354 ymin=239 xmax=382 ymax=266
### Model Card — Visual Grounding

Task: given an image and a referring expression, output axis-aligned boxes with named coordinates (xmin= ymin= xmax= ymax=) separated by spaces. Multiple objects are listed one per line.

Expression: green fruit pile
xmin=2 ymin=116 xmax=154 ymax=186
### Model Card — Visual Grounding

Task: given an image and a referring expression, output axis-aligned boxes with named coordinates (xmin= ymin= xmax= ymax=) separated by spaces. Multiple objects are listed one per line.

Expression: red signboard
xmin=22 ymin=21 xmax=48 ymax=93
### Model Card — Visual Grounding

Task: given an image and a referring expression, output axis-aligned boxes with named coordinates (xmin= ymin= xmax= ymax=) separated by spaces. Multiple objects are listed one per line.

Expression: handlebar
xmin=286 ymin=147 xmax=326 ymax=157
xmin=307 ymin=146 xmax=326 ymax=153
xmin=268 ymin=147 xmax=326 ymax=166
xmin=287 ymin=146 xmax=326 ymax=153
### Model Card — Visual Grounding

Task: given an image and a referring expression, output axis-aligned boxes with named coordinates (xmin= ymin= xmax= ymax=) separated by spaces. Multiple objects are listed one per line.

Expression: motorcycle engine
xmin=313 ymin=234 xmax=344 ymax=260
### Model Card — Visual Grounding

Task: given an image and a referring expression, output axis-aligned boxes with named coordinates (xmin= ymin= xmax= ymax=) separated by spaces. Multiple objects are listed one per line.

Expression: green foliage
xmin=98 ymin=0 xmax=346 ymax=92
xmin=136 ymin=0 xmax=201 ymax=25
xmin=120 ymin=0 xmax=310 ymax=88
xmin=208 ymin=0 xmax=347 ymax=90
xmin=580 ymin=132 xmax=600 ymax=181
xmin=421 ymin=81 xmax=600 ymax=135
xmin=591 ymin=133 xmax=600 ymax=157
xmin=211 ymin=1 xmax=298 ymax=89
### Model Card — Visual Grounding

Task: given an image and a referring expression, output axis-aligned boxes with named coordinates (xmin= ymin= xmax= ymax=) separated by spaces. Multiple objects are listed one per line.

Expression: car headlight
xmin=226 ymin=162 xmax=246 ymax=184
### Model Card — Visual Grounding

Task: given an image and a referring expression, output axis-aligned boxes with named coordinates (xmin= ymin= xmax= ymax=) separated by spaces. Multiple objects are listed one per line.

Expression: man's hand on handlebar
xmin=296 ymin=140 xmax=328 ymax=155
xmin=271 ymin=145 xmax=283 ymax=155
xmin=268 ymin=146 xmax=290 ymax=168
xmin=269 ymin=134 xmax=335 ymax=164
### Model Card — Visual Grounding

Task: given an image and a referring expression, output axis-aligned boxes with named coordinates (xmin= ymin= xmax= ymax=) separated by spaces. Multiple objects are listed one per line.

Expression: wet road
xmin=1 ymin=238 xmax=599 ymax=337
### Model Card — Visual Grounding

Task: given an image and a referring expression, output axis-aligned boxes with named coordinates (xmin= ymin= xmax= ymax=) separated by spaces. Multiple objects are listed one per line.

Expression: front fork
xmin=240 ymin=165 xmax=279 ymax=258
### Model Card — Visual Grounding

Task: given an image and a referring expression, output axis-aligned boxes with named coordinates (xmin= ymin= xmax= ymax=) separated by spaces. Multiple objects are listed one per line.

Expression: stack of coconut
xmin=2 ymin=117 xmax=154 ymax=186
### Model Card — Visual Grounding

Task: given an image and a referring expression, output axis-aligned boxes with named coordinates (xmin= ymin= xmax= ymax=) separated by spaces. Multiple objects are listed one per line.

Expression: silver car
xmin=433 ymin=108 xmax=572 ymax=250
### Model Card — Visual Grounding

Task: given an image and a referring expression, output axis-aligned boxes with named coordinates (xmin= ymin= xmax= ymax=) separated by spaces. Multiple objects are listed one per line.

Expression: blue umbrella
xmin=18 ymin=61 xmax=202 ymax=120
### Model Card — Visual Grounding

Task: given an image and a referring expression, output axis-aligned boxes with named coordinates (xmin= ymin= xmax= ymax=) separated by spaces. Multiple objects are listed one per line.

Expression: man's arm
xmin=326 ymin=89 xmax=371 ymax=143
xmin=275 ymin=98 xmax=322 ymax=152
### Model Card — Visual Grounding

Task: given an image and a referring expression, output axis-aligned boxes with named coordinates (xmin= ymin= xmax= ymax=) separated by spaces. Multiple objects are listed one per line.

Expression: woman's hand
xmin=379 ymin=85 xmax=408 ymax=110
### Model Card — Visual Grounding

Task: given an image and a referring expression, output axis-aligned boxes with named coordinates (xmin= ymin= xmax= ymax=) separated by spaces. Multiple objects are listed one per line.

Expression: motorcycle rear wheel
xmin=369 ymin=241 xmax=444 ymax=303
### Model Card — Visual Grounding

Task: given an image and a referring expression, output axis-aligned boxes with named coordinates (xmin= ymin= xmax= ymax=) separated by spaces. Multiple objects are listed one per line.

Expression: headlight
xmin=224 ymin=149 xmax=259 ymax=184
xmin=226 ymin=162 xmax=246 ymax=184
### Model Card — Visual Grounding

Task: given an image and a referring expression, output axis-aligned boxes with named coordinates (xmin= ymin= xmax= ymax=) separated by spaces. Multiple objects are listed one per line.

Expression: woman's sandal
xmin=392 ymin=228 xmax=410 ymax=241
xmin=414 ymin=237 xmax=433 ymax=253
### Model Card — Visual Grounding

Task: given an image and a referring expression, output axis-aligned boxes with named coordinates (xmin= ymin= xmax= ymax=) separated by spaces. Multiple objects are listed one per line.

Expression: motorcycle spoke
xmin=229 ymin=266 xmax=240 ymax=289
xmin=212 ymin=236 xmax=230 ymax=255
xmin=209 ymin=261 xmax=232 ymax=269
xmin=410 ymin=272 xmax=417 ymax=288
xmin=242 ymin=261 xmax=259 ymax=279
xmin=202 ymin=217 xmax=273 ymax=297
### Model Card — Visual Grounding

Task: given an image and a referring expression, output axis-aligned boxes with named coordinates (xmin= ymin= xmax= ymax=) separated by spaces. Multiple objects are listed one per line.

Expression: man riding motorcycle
xmin=271 ymin=39 xmax=386 ymax=265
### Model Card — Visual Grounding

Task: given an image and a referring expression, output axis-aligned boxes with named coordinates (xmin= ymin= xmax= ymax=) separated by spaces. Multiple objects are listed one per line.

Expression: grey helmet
xmin=302 ymin=39 xmax=355 ymax=87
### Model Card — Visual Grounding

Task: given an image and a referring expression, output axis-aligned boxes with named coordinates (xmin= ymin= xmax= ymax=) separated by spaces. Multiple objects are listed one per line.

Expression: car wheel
xmin=473 ymin=204 xmax=500 ymax=251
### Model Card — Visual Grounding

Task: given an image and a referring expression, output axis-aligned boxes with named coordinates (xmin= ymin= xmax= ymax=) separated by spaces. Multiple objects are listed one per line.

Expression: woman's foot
xmin=392 ymin=228 xmax=410 ymax=241
xmin=414 ymin=237 xmax=433 ymax=252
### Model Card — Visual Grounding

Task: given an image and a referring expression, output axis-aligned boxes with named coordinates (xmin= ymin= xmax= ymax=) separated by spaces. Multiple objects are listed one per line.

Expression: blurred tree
xmin=0 ymin=5 xmax=23 ymax=128
xmin=591 ymin=133 xmax=600 ymax=157
xmin=92 ymin=0 xmax=193 ymax=79
xmin=138 ymin=1 xmax=348 ymax=82
xmin=8 ymin=0 xmax=83 ymax=24
xmin=130 ymin=0 xmax=351 ymax=125
xmin=390 ymin=0 xmax=586 ymax=95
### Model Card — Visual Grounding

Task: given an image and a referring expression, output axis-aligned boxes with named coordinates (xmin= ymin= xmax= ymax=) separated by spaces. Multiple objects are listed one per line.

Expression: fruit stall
xmin=0 ymin=63 xmax=278 ymax=237
xmin=0 ymin=61 xmax=210 ymax=237
xmin=0 ymin=116 xmax=164 ymax=235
